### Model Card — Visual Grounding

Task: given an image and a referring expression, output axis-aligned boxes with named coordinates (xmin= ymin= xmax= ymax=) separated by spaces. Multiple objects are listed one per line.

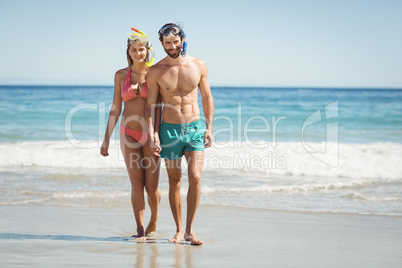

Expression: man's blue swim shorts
xmin=159 ymin=119 xmax=206 ymax=160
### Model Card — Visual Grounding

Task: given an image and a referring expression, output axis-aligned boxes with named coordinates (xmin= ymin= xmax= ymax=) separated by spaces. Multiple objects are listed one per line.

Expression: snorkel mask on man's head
xmin=128 ymin=27 xmax=155 ymax=67
xmin=158 ymin=23 xmax=187 ymax=57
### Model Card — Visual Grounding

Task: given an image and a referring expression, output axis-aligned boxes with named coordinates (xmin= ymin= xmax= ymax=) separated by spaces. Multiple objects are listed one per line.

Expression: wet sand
xmin=1 ymin=203 xmax=401 ymax=267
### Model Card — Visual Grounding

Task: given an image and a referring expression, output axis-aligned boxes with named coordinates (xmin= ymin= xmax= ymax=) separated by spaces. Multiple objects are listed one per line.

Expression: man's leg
xmin=184 ymin=151 xmax=204 ymax=245
xmin=165 ymin=158 xmax=185 ymax=243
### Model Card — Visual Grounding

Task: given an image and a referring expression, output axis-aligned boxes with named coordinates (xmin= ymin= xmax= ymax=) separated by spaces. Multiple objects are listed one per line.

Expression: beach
xmin=1 ymin=203 xmax=402 ymax=267
xmin=1 ymin=0 xmax=402 ymax=264
xmin=1 ymin=86 xmax=402 ymax=267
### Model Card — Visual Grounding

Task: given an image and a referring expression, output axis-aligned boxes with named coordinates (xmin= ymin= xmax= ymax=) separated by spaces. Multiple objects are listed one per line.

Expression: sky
xmin=0 ymin=0 xmax=401 ymax=88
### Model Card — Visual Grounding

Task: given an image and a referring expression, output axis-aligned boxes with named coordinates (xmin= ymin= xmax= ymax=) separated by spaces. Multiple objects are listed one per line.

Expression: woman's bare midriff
xmin=121 ymin=98 xmax=147 ymax=131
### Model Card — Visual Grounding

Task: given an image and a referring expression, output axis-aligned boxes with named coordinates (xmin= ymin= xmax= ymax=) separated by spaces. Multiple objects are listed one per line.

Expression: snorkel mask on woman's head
xmin=158 ymin=24 xmax=187 ymax=57
xmin=128 ymin=27 xmax=155 ymax=67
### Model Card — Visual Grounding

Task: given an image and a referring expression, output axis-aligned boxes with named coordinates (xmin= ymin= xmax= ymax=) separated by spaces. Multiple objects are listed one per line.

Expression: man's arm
xmin=155 ymin=94 xmax=162 ymax=133
xmin=145 ymin=67 xmax=162 ymax=155
xmin=198 ymin=60 xmax=214 ymax=148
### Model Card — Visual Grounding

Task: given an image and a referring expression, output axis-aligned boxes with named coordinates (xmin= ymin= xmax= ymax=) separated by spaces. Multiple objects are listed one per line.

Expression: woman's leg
xmin=142 ymin=139 xmax=161 ymax=235
xmin=120 ymin=133 xmax=146 ymax=240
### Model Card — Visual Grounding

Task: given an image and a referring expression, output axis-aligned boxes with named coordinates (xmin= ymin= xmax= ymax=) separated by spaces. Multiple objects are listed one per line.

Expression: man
xmin=145 ymin=23 xmax=214 ymax=245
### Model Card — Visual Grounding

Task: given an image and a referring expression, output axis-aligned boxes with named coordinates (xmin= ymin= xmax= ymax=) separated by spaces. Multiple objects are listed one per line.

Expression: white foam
xmin=199 ymin=180 xmax=369 ymax=194
xmin=348 ymin=192 xmax=402 ymax=202
xmin=0 ymin=189 xmax=130 ymax=207
xmin=0 ymin=140 xmax=126 ymax=169
xmin=1 ymin=140 xmax=402 ymax=181
xmin=204 ymin=141 xmax=402 ymax=180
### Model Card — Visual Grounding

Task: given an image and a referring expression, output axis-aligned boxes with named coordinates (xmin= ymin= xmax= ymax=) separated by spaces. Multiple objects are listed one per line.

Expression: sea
xmin=1 ymin=85 xmax=402 ymax=216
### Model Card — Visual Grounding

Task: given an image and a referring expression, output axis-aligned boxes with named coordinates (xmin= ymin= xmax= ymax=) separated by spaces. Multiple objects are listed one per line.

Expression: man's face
xmin=161 ymin=34 xmax=182 ymax=58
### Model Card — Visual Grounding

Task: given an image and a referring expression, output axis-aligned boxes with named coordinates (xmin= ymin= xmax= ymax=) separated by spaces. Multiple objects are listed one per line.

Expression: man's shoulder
xmin=189 ymin=57 xmax=207 ymax=73
xmin=183 ymin=55 xmax=202 ymax=63
xmin=147 ymin=60 xmax=171 ymax=81
xmin=187 ymin=56 xmax=206 ymax=68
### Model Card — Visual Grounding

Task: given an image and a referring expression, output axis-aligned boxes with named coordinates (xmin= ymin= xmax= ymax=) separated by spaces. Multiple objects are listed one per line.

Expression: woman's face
xmin=128 ymin=41 xmax=148 ymax=64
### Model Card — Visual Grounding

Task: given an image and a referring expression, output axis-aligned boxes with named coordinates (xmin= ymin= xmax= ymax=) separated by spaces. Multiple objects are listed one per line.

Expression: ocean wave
xmin=199 ymin=181 xmax=370 ymax=194
xmin=0 ymin=189 xmax=130 ymax=207
xmin=0 ymin=180 xmax=388 ymax=201
xmin=2 ymin=183 xmax=401 ymax=216
xmin=347 ymin=193 xmax=402 ymax=202
xmin=1 ymin=140 xmax=402 ymax=180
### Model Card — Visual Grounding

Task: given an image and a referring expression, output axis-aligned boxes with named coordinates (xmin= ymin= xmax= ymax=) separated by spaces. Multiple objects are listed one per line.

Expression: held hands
xmin=204 ymin=129 xmax=213 ymax=148
xmin=151 ymin=132 xmax=162 ymax=156
xmin=100 ymin=139 xmax=109 ymax=157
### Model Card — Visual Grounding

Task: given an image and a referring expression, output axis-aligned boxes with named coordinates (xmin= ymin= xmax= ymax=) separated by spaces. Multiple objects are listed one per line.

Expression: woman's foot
xmin=134 ymin=235 xmax=146 ymax=242
xmin=135 ymin=227 xmax=146 ymax=242
xmin=145 ymin=220 xmax=157 ymax=236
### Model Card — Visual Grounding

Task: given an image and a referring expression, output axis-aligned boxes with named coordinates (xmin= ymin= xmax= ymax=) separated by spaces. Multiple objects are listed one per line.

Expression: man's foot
xmin=184 ymin=233 xmax=203 ymax=245
xmin=168 ymin=231 xmax=185 ymax=244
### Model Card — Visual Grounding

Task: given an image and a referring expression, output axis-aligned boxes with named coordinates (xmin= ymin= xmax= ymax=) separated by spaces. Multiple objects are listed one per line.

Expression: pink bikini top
xmin=121 ymin=66 xmax=147 ymax=102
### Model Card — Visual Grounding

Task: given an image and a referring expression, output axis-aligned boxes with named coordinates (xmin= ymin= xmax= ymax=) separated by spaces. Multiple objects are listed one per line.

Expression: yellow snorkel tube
xmin=146 ymin=46 xmax=155 ymax=67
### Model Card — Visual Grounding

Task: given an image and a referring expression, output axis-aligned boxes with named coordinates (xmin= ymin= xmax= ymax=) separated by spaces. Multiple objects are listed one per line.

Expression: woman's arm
xmin=100 ymin=71 xmax=123 ymax=156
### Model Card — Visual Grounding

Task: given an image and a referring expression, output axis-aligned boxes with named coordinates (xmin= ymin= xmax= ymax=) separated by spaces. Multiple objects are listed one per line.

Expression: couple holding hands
xmin=100 ymin=23 xmax=214 ymax=245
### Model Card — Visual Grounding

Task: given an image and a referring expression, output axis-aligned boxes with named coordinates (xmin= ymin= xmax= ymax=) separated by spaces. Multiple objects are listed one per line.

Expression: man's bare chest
xmin=158 ymin=65 xmax=201 ymax=92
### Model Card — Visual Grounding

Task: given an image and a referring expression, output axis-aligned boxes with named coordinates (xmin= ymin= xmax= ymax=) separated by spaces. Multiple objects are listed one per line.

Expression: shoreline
xmin=1 ymin=204 xmax=401 ymax=267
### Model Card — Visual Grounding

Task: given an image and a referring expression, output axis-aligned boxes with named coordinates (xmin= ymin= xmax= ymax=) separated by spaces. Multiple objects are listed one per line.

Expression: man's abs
xmin=161 ymin=100 xmax=200 ymax=124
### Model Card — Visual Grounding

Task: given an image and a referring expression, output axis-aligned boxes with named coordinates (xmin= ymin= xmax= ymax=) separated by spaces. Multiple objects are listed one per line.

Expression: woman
xmin=100 ymin=27 xmax=161 ymax=241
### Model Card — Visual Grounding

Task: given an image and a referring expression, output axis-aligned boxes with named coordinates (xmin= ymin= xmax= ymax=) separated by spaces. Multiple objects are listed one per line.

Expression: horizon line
xmin=1 ymin=84 xmax=402 ymax=90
